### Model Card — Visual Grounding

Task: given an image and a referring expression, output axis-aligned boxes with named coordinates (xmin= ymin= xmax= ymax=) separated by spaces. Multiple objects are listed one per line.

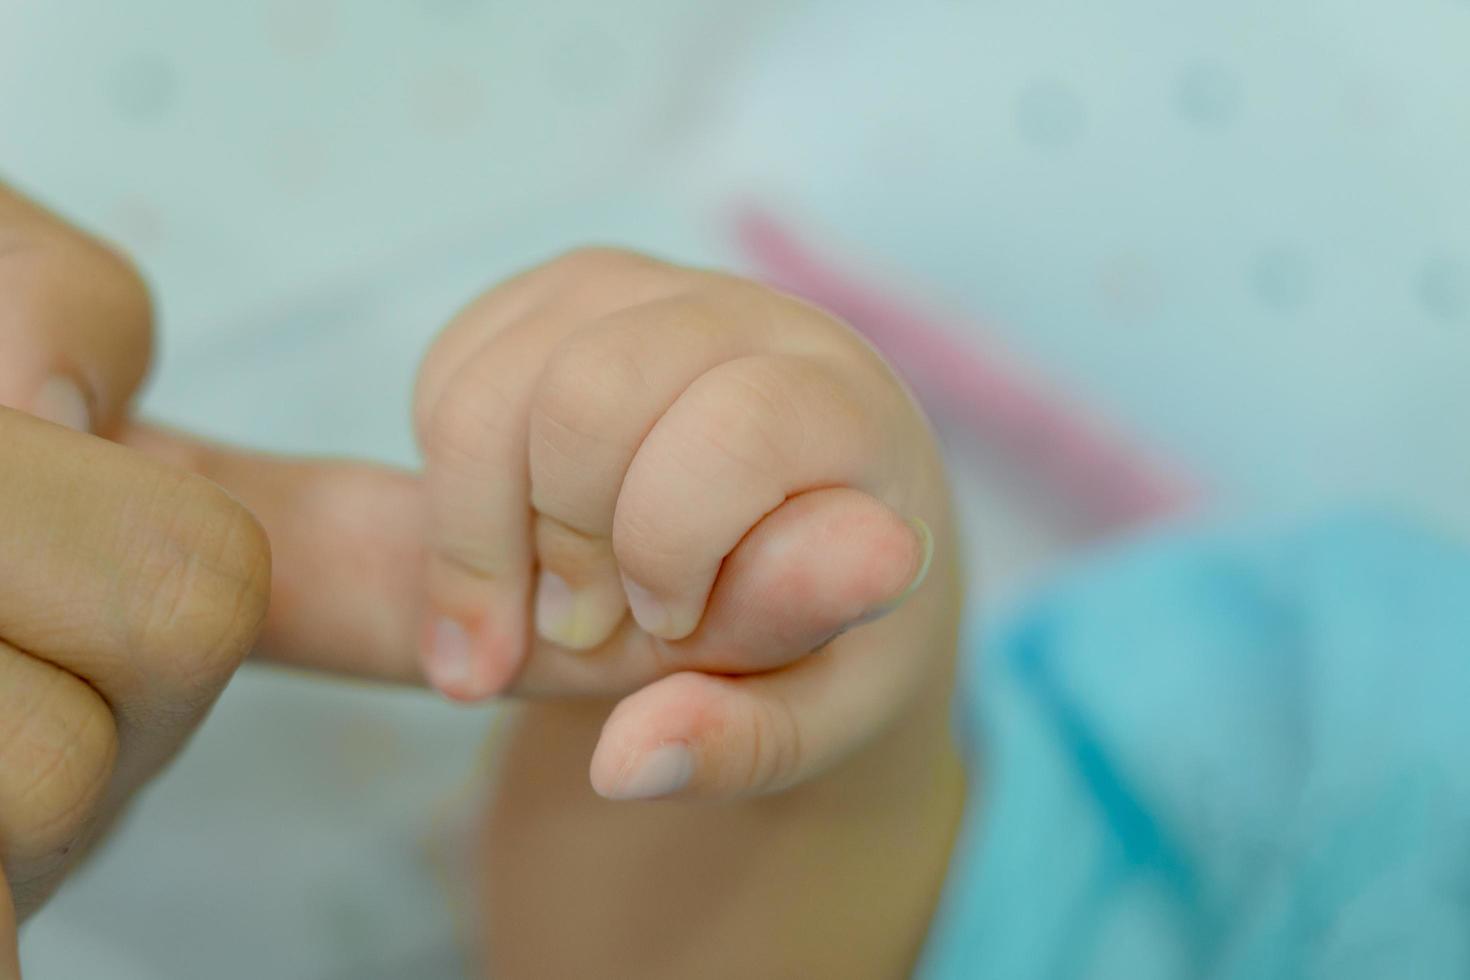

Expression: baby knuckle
xmin=414 ymin=317 xmax=499 ymax=446
xmin=718 ymin=356 xmax=796 ymax=416
xmin=537 ymin=247 xmax=690 ymax=313
xmin=687 ymin=360 xmax=796 ymax=474
xmin=533 ymin=516 xmax=604 ymax=579
xmin=413 ymin=346 xmax=458 ymax=443
xmin=652 ymin=671 xmax=736 ymax=746
xmin=744 ymin=694 xmax=805 ymax=793
xmin=534 ymin=333 xmax=645 ymax=451
xmin=654 ymin=671 xmax=722 ymax=720
xmin=610 ymin=505 xmax=685 ymax=583
xmin=423 ymin=365 xmax=517 ymax=470
xmin=542 ymin=246 xmax=655 ymax=288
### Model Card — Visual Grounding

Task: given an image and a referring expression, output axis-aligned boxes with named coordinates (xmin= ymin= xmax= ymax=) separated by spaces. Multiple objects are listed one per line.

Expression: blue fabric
xmin=919 ymin=513 xmax=1470 ymax=979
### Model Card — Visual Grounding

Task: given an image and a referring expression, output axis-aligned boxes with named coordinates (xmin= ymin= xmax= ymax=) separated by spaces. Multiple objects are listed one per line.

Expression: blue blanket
xmin=922 ymin=513 xmax=1470 ymax=978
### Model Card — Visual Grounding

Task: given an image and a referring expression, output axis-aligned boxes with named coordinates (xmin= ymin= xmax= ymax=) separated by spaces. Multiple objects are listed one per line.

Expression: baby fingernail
xmin=32 ymin=375 xmax=92 ymax=433
xmin=534 ymin=569 xmax=576 ymax=641
xmin=622 ymin=576 xmax=672 ymax=637
xmin=897 ymin=516 xmax=935 ymax=602
xmin=850 ymin=517 xmax=936 ymax=629
xmin=530 ymin=570 xmax=589 ymax=648
xmin=607 ymin=744 xmax=694 ymax=801
xmin=426 ymin=616 xmax=475 ymax=692
xmin=536 ymin=571 xmax=627 ymax=649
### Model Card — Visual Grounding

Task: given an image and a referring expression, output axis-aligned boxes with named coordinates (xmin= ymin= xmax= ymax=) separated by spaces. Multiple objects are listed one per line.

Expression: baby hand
xmin=414 ymin=249 xmax=957 ymax=800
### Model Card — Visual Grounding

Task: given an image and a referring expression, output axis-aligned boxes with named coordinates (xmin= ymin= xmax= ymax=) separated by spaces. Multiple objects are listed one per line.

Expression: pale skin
xmin=409 ymin=251 xmax=969 ymax=977
xmin=1 ymin=183 xmax=966 ymax=977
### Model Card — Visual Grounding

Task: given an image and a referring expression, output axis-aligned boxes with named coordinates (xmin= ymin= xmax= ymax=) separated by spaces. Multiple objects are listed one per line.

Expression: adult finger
xmin=0 ymin=407 xmax=269 ymax=788
xmin=121 ymin=423 xmax=427 ymax=684
xmin=0 ymin=867 xmax=16 ymax=980
xmin=0 ymin=182 xmax=153 ymax=434
xmin=0 ymin=640 xmax=116 ymax=922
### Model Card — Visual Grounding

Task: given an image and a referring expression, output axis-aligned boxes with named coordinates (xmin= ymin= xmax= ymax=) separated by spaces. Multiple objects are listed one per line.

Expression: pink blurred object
xmin=734 ymin=207 xmax=1201 ymax=538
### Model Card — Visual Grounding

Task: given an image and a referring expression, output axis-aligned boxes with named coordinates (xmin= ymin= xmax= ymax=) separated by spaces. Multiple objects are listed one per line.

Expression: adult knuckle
xmin=81 ymin=237 xmax=154 ymax=338
xmin=0 ymin=677 xmax=117 ymax=863
xmin=1 ymin=227 xmax=154 ymax=350
xmin=129 ymin=472 xmax=271 ymax=694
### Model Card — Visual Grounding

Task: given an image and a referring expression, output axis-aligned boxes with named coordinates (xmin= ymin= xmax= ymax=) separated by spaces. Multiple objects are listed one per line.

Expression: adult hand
xmin=0 ymin=182 xmax=270 ymax=977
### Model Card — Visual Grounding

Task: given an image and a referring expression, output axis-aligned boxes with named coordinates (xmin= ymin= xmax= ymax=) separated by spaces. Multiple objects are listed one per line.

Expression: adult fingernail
xmin=426 ymin=616 xmax=475 ymax=693
xmin=606 ymin=743 xmax=694 ymax=800
xmin=32 ymin=375 xmax=92 ymax=433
